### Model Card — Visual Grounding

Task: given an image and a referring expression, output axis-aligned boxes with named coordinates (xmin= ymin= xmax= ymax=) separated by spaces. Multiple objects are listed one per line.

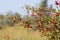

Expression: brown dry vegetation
xmin=0 ymin=24 xmax=48 ymax=40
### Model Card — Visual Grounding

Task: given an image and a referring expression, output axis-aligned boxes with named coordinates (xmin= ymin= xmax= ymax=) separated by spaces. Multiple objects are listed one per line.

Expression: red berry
xmin=37 ymin=24 xmax=41 ymax=28
xmin=46 ymin=28 xmax=50 ymax=30
xmin=55 ymin=1 xmax=59 ymax=5
xmin=49 ymin=29 xmax=52 ymax=33
xmin=27 ymin=25 xmax=32 ymax=28
xmin=31 ymin=12 xmax=35 ymax=16
xmin=53 ymin=24 xmax=57 ymax=28
xmin=29 ymin=25 xmax=32 ymax=28
xmin=55 ymin=13 xmax=59 ymax=17
xmin=13 ymin=16 xmax=16 ymax=22
xmin=38 ymin=12 xmax=43 ymax=17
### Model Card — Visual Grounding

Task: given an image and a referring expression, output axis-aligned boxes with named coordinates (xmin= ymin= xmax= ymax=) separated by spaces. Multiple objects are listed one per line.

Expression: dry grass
xmin=0 ymin=24 xmax=48 ymax=40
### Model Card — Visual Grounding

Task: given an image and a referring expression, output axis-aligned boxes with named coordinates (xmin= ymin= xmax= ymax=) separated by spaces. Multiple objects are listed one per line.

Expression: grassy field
xmin=0 ymin=24 xmax=48 ymax=40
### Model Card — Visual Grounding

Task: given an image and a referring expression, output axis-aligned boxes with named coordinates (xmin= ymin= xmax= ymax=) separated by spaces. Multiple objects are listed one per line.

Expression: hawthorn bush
xmin=23 ymin=0 xmax=60 ymax=40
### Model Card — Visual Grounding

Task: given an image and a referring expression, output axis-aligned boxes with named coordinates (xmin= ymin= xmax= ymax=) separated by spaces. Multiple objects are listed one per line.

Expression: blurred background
xmin=0 ymin=0 xmax=56 ymax=16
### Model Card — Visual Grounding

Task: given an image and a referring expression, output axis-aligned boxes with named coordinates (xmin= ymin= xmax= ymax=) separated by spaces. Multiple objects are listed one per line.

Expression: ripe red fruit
xmin=29 ymin=25 xmax=32 ymax=28
xmin=49 ymin=29 xmax=52 ymax=33
xmin=13 ymin=16 xmax=16 ymax=22
xmin=46 ymin=28 xmax=50 ymax=30
xmin=55 ymin=1 xmax=59 ymax=5
xmin=46 ymin=28 xmax=52 ymax=33
xmin=31 ymin=13 xmax=35 ymax=16
xmin=55 ymin=13 xmax=59 ymax=17
xmin=53 ymin=24 xmax=57 ymax=28
xmin=38 ymin=12 xmax=43 ymax=17
xmin=27 ymin=25 xmax=32 ymax=28
xmin=31 ymin=12 xmax=35 ymax=16
xmin=37 ymin=24 xmax=41 ymax=28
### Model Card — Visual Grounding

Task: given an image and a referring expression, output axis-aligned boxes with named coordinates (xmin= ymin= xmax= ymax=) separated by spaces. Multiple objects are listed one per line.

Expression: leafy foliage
xmin=23 ymin=0 xmax=60 ymax=40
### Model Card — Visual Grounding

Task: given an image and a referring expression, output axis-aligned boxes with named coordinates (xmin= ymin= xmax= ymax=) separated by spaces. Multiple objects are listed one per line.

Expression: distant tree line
xmin=0 ymin=12 xmax=22 ymax=29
